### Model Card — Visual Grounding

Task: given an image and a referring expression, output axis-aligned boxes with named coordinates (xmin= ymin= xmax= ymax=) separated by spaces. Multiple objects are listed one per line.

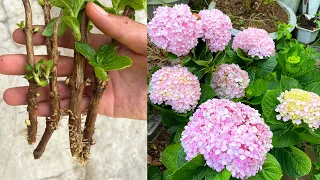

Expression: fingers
xmin=13 ymin=26 xmax=111 ymax=49
xmin=37 ymin=97 xmax=90 ymax=117
xmin=86 ymin=2 xmax=147 ymax=55
xmin=0 ymin=54 xmax=73 ymax=76
xmin=3 ymin=82 xmax=71 ymax=106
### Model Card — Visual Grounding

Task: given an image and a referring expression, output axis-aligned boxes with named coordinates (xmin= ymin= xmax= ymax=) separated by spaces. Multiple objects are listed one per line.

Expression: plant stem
xmin=80 ymin=79 xmax=107 ymax=162
xmin=23 ymin=0 xmax=38 ymax=145
xmin=68 ymin=11 xmax=89 ymax=157
xmin=42 ymin=0 xmax=52 ymax=56
xmin=79 ymin=6 xmax=135 ymax=162
xmin=33 ymin=10 xmax=62 ymax=159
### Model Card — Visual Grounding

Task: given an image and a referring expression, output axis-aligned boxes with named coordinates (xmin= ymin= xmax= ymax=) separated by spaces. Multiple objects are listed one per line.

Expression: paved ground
xmin=0 ymin=0 xmax=147 ymax=179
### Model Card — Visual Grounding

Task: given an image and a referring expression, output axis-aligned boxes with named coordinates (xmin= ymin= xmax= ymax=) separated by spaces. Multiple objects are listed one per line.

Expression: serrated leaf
xmin=75 ymin=42 xmax=96 ymax=62
xmin=94 ymin=66 xmax=108 ymax=80
xmin=62 ymin=16 xmax=81 ymax=41
xmin=205 ymin=169 xmax=231 ymax=180
xmin=177 ymin=145 xmax=188 ymax=167
xmin=162 ymin=170 xmax=172 ymax=180
xmin=42 ymin=18 xmax=67 ymax=37
xmin=280 ymin=76 xmax=301 ymax=91
xmin=102 ymin=56 xmax=132 ymax=71
xmin=295 ymin=126 xmax=320 ymax=144
xmin=271 ymin=125 xmax=300 ymax=148
xmin=305 ymin=82 xmax=320 ymax=96
xmin=258 ymin=56 xmax=277 ymax=76
xmin=272 ymin=146 xmax=311 ymax=177
xmin=50 ymin=0 xmax=73 ymax=13
xmin=262 ymin=89 xmax=281 ymax=123
xmin=167 ymin=52 xmax=178 ymax=61
xmin=199 ymin=84 xmax=215 ymax=104
xmin=245 ymin=79 xmax=268 ymax=97
xmin=148 ymin=166 xmax=161 ymax=180
xmin=170 ymin=155 xmax=211 ymax=180
xmin=248 ymin=153 xmax=282 ymax=180
xmin=161 ymin=144 xmax=180 ymax=172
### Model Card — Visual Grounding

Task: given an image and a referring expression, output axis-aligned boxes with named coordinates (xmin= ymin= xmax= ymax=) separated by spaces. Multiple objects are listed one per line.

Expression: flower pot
xmin=209 ymin=0 xmax=297 ymax=40
xmin=296 ymin=25 xmax=320 ymax=44
xmin=147 ymin=0 xmax=190 ymax=19
xmin=280 ymin=0 xmax=301 ymax=13
xmin=147 ymin=114 xmax=163 ymax=143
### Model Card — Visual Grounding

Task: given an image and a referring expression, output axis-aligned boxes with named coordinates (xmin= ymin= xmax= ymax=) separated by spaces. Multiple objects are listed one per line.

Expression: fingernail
xmin=93 ymin=3 xmax=109 ymax=16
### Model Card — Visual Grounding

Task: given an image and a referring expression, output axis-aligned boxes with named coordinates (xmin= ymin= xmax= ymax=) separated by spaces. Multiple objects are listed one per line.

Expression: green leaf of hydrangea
xmin=305 ymin=82 xmax=320 ymax=96
xmin=261 ymin=89 xmax=281 ymax=124
xmin=272 ymin=146 xmax=311 ymax=177
xmin=42 ymin=18 xmax=67 ymax=37
xmin=112 ymin=0 xmax=146 ymax=12
xmin=280 ymin=76 xmax=301 ymax=91
xmin=75 ymin=42 xmax=97 ymax=62
xmin=94 ymin=66 xmax=108 ymax=81
xmin=205 ymin=169 xmax=231 ymax=180
xmin=148 ymin=166 xmax=161 ymax=180
xmin=62 ymin=16 xmax=81 ymax=41
xmin=248 ymin=153 xmax=282 ymax=180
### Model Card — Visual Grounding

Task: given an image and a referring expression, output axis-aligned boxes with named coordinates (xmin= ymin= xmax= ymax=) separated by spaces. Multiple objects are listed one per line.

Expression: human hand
xmin=0 ymin=2 xmax=147 ymax=120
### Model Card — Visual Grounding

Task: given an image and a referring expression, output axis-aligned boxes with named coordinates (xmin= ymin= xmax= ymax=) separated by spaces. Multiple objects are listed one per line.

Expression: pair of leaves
xmin=75 ymin=42 xmax=132 ymax=80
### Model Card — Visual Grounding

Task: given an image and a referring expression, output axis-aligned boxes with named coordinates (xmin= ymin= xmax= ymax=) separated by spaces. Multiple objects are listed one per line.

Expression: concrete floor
xmin=0 ymin=0 xmax=147 ymax=179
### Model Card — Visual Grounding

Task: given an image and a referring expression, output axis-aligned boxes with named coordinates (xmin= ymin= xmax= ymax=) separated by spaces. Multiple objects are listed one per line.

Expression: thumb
xmin=86 ymin=2 xmax=147 ymax=55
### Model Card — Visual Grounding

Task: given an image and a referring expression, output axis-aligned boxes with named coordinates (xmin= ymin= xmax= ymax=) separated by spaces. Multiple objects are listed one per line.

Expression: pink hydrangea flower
xmin=275 ymin=89 xmax=320 ymax=129
xmin=149 ymin=65 xmax=201 ymax=113
xmin=199 ymin=9 xmax=232 ymax=52
xmin=147 ymin=4 xmax=202 ymax=56
xmin=212 ymin=64 xmax=250 ymax=99
xmin=181 ymin=99 xmax=273 ymax=179
xmin=232 ymin=28 xmax=275 ymax=59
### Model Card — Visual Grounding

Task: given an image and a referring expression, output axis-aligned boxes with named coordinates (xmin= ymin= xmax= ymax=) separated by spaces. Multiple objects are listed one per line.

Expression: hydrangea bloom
xmin=149 ymin=65 xmax=201 ymax=113
xmin=212 ymin=64 xmax=250 ymax=99
xmin=199 ymin=9 xmax=232 ymax=52
xmin=147 ymin=4 xmax=201 ymax=56
xmin=181 ymin=99 xmax=273 ymax=179
xmin=232 ymin=28 xmax=275 ymax=59
xmin=275 ymin=89 xmax=320 ymax=129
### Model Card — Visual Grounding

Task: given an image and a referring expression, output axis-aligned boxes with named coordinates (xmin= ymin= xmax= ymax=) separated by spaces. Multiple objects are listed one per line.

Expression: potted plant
xmin=147 ymin=0 xmax=190 ymax=19
xmin=210 ymin=0 xmax=296 ymax=39
xmin=296 ymin=14 xmax=320 ymax=44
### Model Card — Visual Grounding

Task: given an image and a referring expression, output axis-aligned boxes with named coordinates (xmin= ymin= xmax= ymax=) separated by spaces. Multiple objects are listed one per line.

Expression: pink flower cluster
xmin=275 ymin=89 xmax=320 ymax=129
xmin=232 ymin=28 xmax=275 ymax=59
xmin=181 ymin=99 xmax=273 ymax=179
xmin=149 ymin=65 xmax=201 ymax=113
xmin=147 ymin=4 xmax=201 ymax=56
xmin=212 ymin=64 xmax=250 ymax=99
xmin=199 ymin=9 xmax=232 ymax=52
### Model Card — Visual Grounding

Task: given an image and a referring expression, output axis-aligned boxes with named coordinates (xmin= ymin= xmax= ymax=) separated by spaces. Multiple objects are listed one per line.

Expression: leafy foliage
xmin=24 ymin=59 xmax=54 ymax=87
xmin=75 ymin=42 xmax=132 ymax=80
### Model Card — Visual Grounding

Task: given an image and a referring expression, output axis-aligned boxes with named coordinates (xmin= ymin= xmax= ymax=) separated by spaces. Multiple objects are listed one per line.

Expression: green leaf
xmin=272 ymin=146 xmax=311 ymax=177
xmin=25 ymin=64 xmax=33 ymax=72
xmin=73 ymin=0 xmax=85 ymax=17
xmin=75 ymin=42 xmax=96 ymax=62
xmin=173 ymin=127 xmax=183 ymax=144
xmin=248 ymin=153 xmax=282 ymax=180
xmin=42 ymin=18 xmax=67 ymax=37
xmin=161 ymin=144 xmax=180 ymax=172
xmin=295 ymin=126 xmax=320 ymax=144
xmin=94 ymin=1 xmax=117 ymax=14
xmin=62 ymin=16 xmax=81 ymax=41
xmin=194 ymin=60 xmax=211 ymax=67
xmin=280 ymin=76 xmax=301 ymax=91
xmin=261 ymin=89 xmax=281 ymax=123
xmin=258 ymin=56 xmax=277 ymax=76
xmin=43 ymin=60 xmax=54 ymax=78
xmin=205 ymin=169 xmax=231 ymax=180
xmin=170 ymin=155 xmax=211 ymax=180
xmin=237 ymin=49 xmax=253 ymax=63
xmin=50 ymin=0 xmax=73 ymax=14
xmin=177 ymin=145 xmax=188 ymax=167
xmin=162 ymin=170 xmax=173 ymax=180
xmin=271 ymin=125 xmax=300 ymax=148
xmin=305 ymin=82 xmax=320 ymax=96
xmin=148 ymin=166 xmax=161 ymax=180
xmin=95 ymin=44 xmax=132 ymax=71
xmin=94 ymin=66 xmax=108 ymax=80
xmin=167 ymin=52 xmax=178 ymax=61
xmin=160 ymin=109 xmax=186 ymax=126
xmin=245 ymin=79 xmax=268 ymax=97
xmin=199 ymin=84 xmax=215 ymax=104
xmin=112 ymin=0 xmax=146 ymax=12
